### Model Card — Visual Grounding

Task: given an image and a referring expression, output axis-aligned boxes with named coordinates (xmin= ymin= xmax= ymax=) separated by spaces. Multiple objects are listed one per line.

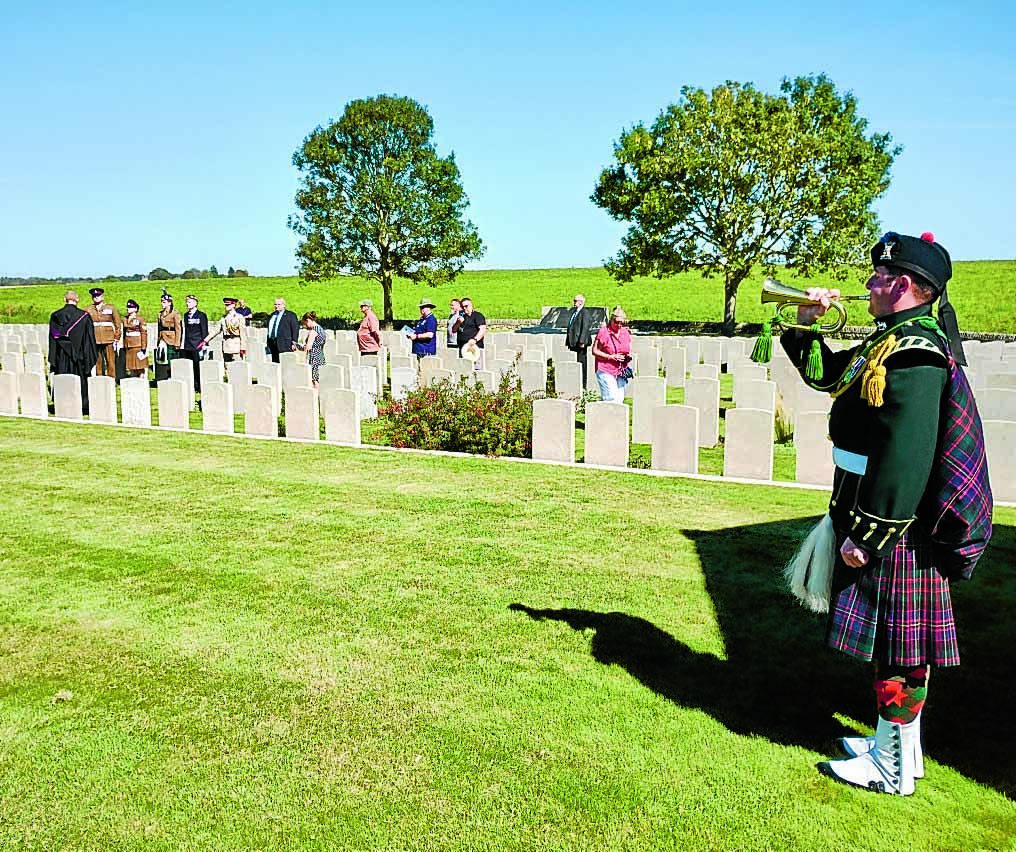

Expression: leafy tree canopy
xmin=149 ymin=267 xmax=173 ymax=281
xmin=592 ymin=75 xmax=900 ymax=331
xmin=288 ymin=93 xmax=484 ymax=323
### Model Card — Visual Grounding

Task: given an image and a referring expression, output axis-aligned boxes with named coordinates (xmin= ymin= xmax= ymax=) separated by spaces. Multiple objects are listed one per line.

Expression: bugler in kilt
xmin=780 ymin=230 xmax=993 ymax=796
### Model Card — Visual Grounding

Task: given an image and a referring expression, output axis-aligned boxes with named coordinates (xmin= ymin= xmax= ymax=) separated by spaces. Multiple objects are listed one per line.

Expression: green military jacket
xmin=781 ymin=304 xmax=949 ymax=557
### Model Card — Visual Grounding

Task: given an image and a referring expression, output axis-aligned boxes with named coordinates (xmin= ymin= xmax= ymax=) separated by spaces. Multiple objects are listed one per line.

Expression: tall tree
xmin=289 ymin=94 xmax=484 ymax=323
xmin=592 ymin=75 xmax=900 ymax=333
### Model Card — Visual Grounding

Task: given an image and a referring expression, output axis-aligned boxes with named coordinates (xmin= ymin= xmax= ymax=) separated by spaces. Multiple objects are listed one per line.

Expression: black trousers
xmin=177 ymin=349 xmax=202 ymax=391
xmin=573 ymin=345 xmax=589 ymax=388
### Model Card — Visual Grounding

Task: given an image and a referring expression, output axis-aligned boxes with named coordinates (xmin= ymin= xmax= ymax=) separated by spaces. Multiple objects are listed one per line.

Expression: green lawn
xmin=1 ymin=418 xmax=1014 ymax=851
xmin=4 ymin=260 xmax=1015 ymax=332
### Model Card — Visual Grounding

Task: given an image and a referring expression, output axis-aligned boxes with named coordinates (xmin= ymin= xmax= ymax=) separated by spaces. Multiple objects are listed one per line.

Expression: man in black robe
xmin=48 ymin=290 xmax=97 ymax=415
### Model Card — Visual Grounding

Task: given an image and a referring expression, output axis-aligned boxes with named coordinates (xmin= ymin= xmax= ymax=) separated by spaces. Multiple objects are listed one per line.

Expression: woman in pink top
xmin=591 ymin=306 xmax=632 ymax=402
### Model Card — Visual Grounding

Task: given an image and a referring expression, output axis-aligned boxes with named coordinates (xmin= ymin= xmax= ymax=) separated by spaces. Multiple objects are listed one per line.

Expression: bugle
xmin=761 ymin=278 xmax=869 ymax=333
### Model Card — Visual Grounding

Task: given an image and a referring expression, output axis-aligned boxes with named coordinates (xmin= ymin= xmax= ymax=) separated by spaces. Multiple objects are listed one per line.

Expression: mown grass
xmin=4 ymin=261 xmax=1015 ymax=331
xmin=1 ymin=417 xmax=1014 ymax=852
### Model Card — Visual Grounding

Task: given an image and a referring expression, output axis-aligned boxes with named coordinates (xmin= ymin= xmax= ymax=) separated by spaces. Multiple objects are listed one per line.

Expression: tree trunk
xmin=723 ymin=277 xmax=739 ymax=337
xmin=381 ymin=268 xmax=394 ymax=327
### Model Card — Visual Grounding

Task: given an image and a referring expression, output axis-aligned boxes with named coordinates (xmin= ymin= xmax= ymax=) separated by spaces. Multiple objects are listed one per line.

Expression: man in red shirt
xmin=357 ymin=299 xmax=381 ymax=355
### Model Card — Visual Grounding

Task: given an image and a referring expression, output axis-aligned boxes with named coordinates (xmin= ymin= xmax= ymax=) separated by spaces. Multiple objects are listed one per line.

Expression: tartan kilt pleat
xmin=826 ymin=530 xmax=960 ymax=667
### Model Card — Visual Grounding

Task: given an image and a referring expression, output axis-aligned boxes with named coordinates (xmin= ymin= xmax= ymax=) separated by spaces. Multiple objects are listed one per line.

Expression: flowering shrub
xmin=372 ymin=373 xmax=534 ymax=457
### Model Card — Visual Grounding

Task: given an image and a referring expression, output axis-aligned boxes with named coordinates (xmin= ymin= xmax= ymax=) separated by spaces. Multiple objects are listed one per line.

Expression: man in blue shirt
xmin=409 ymin=298 xmax=438 ymax=359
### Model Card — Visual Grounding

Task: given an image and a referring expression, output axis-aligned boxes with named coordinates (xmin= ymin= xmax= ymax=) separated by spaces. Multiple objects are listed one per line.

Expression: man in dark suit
xmin=565 ymin=293 xmax=595 ymax=388
xmin=179 ymin=294 xmax=209 ymax=392
xmin=266 ymin=297 xmax=299 ymax=363
xmin=48 ymin=290 xmax=97 ymax=415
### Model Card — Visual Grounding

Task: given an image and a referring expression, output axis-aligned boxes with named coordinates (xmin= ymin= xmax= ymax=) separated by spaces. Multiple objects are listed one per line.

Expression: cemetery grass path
xmin=1 ymin=418 xmax=1014 ymax=852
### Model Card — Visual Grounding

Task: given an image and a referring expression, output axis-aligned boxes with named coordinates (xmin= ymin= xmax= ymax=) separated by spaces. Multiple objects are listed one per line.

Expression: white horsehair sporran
xmin=784 ymin=513 xmax=836 ymax=613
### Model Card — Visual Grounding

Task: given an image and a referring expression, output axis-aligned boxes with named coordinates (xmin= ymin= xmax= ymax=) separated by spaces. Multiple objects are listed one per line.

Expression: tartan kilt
xmin=826 ymin=529 xmax=960 ymax=667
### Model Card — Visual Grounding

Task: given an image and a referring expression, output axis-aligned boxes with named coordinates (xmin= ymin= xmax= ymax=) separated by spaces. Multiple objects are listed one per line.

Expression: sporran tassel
xmin=750 ymin=317 xmax=773 ymax=364
xmin=805 ymin=323 xmax=823 ymax=381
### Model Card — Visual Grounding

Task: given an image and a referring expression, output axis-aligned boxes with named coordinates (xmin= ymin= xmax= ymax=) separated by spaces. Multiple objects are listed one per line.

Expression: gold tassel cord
xmin=861 ymin=334 xmax=897 ymax=407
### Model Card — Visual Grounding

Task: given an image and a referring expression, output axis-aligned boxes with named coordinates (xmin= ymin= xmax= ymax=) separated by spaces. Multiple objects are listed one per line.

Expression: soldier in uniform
xmin=780 ymin=231 xmax=992 ymax=796
xmin=201 ymin=297 xmax=247 ymax=362
xmin=121 ymin=299 xmax=149 ymax=378
xmin=155 ymin=292 xmax=183 ymax=382
xmin=85 ymin=287 xmax=122 ymax=379
xmin=48 ymin=291 xmax=97 ymax=415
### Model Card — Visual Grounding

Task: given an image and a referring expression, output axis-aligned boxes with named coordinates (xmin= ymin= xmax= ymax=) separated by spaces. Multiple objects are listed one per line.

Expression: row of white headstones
xmin=2 ymin=323 xmax=1015 ymax=500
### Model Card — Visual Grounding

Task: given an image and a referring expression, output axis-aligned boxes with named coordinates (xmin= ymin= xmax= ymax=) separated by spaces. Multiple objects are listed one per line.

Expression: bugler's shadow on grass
xmin=511 ymin=516 xmax=1016 ymax=800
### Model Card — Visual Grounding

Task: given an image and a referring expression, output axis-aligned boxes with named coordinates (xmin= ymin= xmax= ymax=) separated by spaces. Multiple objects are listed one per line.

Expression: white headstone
xmin=318 ymin=363 xmax=349 ymax=390
xmin=157 ymin=379 xmax=189 ymax=430
xmin=52 ymin=373 xmax=83 ymax=420
xmin=170 ymin=358 xmax=196 ymax=411
xmin=350 ymin=365 xmax=378 ymax=419
xmin=226 ymin=361 xmax=251 ymax=415
xmin=121 ymin=377 xmax=152 ymax=427
xmin=321 ymin=387 xmax=361 ymax=444
xmin=978 ymin=388 xmax=1016 ymax=422
xmin=519 ymin=361 xmax=547 ymax=396
xmin=285 ymin=387 xmax=319 ymax=440
xmin=427 ymin=368 xmax=453 ymax=387
xmin=470 ymin=370 xmax=495 ymax=391
xmin=246 ymin=385 xmax=278 ymax=437
xmin=685 ymin=377 xmax=720 ymax=448
xmin=795 ymin=411 xmax=834 ymax=486
xmin=282 ymin=361 xmax=312 ymax=394
xmin=0 ymin=371 xmax=17 ymax=414
xmin=24 ymin=353 xmax=45 ymax=375
xmin=17 ymin=372 xmax=47 ymax=417
xmin=1 ymin=352 xmax=24 ymax=373
xmin=735 ymin=380 xmax=777 ymax=413
xmin=585 ymin=401 xmax=629 ymax=467
xmin=700 ymin=338 xmax=723 ymax=370
xmin=630 ymin=376 xmax=667 ymax=444
xmin=200 ymin=358 xmax=224 ymax=388
xmin=87 ymin=375 xmax=117 ymax=423
xmin=252 ymin=362 xmax=282 ymax=417
xmin=201 ymin=381 xmax=235 ymax=434
xmin=664 ymin=348 xmax=686 ymax=389
xmin=390 ymin=366 xmax=417 ymax=401
xmin=532 ymin=398 xmax=575 ymax=463
xmin=724 ymin=408 xmax=774 ymax=480
xmin=651 ymin=404 xmax=699 ymax=473
xmin=554 ymin=361 xmax=583 ymax=399
xmin=984 ymin=419 xmax=1016 ymax=503
xmin=690 ymin=363 xmax=719 ymax=381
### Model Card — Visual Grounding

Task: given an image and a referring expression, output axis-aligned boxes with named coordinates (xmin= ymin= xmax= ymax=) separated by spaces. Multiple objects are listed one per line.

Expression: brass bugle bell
xmin=761 ymin=278 xmax=869 ymax=333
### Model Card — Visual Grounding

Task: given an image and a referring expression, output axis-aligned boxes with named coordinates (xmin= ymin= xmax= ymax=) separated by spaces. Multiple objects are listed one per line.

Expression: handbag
xmin=605 ymin=328 xmax=633 ymax=380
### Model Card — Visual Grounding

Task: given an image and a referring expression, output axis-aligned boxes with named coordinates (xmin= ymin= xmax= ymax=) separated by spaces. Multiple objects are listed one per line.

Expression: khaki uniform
xmin=204 ymin=310 xmax=248 ymax=360
xmin=86 ymin=301 xmax=122 ymax=378
xmin=155 ymin=309 xmax=183 ymax=381
xmin=122 ymin=313 xmax=149 ymax=374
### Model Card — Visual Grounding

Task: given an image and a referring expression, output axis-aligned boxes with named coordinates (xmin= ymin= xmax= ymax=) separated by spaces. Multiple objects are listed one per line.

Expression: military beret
xmin=223 ymin=297 xmax=238 ymax=305
xmin=871 ymin=231 xmax=952 ymax=294
xmin=89 ymin=287 xmax=104 ymax=297
xmin=126 ymin=299 xmax=139 ymax=310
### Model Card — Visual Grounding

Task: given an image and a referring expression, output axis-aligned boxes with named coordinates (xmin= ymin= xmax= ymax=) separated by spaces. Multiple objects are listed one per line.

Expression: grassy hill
xmin=4 ymin=261 xmax=1015 ymax=333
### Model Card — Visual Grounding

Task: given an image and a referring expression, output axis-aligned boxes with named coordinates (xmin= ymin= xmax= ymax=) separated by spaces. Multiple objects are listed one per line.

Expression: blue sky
xmin=2 ymin=0 xmax=1014 ymax=278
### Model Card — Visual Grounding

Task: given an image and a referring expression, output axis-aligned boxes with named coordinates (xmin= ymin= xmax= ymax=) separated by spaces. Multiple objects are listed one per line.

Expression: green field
xmin=4 ymin=261 xmax=1015 ymax=332
xmin=1 ymin=418 xmax=1014 ymax=851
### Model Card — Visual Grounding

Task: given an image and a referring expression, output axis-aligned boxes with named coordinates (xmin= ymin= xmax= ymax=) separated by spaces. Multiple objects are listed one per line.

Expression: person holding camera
xmin=591 ymin=306 xmax=631 ymax=402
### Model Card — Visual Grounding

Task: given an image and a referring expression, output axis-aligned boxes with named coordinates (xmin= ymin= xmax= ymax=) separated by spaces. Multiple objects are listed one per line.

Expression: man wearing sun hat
xmin=408 ymin=297 xmax=439 ymax=360
xmin=779 ymin=230 xmax=993 ymax=796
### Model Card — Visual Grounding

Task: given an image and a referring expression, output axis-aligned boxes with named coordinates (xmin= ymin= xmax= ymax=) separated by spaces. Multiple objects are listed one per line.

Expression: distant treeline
xmin=1 ymin=265 xmax=249 ymax=287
